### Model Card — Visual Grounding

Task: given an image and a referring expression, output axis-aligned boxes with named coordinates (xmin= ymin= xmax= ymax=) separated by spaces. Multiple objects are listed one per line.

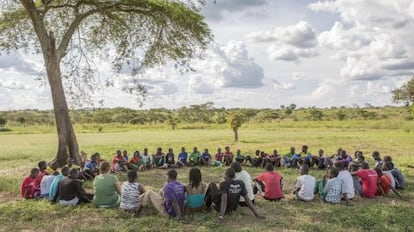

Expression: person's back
xmin=120 ymin=171 xmax=144 ymax=212
xmin=163 ymin=179 xmax=185 ymax=217
xmin=376 ymin=174 xmax=391 ymax=195
xmin=231 ymin=162 xmax=254 ymax=204
xmin=256 ymin=171 xmax=283 ymax=200
xmin=356 ymin=168 xmax=378 ymax=198
xmin=21 ymin=168 xmax=39 ymax=199
xmin=295 ymin=174 xmax=315 ymax=201
xmin=219 ymin=179 xmax=246 ymax=212
xmin=49 ymin=167 xmax=70 ymax=201
xmin=40 ymin=174 xmax=56 ymax=198
xmin=186 ymin=168 xmax=205 ymax=211
xmin=93 ymin=162 xmax=121 ymax=207
xmin=337 ymin=169 xmax=355 ymax=199
xmin=59 ymin=169 xmax=92 ymax=205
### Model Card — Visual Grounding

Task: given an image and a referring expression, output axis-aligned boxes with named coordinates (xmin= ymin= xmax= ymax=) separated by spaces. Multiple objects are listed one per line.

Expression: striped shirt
xmin=323 ymin=178 xmax=342 ymax=203
xmin=120 ymin=182 xmax=142 ymax=210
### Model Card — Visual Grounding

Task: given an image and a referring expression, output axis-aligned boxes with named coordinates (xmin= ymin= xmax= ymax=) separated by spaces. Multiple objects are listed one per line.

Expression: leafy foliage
xmin=392 ymin=76 xmax=414 ymax=105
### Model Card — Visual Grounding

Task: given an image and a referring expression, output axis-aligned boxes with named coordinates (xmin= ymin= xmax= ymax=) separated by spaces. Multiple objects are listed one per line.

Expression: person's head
xmin=300 ymin=164 xmax=310 ymax=175
xmin=189 ymin=168 xmax=202 ymax=188
xmin=329 ymin=167 xmax=339 ymax=178
xmin=167 ymin=169 xmax=178 ymax=182
xmin=302 ymin=145 xmax=308 ymax=153
xmin=340 ymin=150 xmax=347 ymax=158
xmin=334 ymin=161 xmax=344 ymax=170
xmin=133 ymin=151 xmax=140 ymax=158
xmin=273 ymin=149 xmax=278 ymax=155
xmin=225 ymin=146 xmax=230 ymax=152
xmin=236 ymin=149 xmax=241 ymax=155
xmin=50 ymin=161 xmax=58 ymax=171
xmin=255 ymin=150 xmax=260 ymax=155
xmin=360 ymin=162 xmax=369 ymax=169
xmin=181 ymin=147 xmax=186 ymax=152
xmin=91 ymin=152 xmax=99 ymax=162
xmin=144 ymin=148 xmax=148 ymax=154
xmin=30 ymin=168 xmax=40 ymax=178
xmin=382 ymin=162 xmax=393 ymax=171
xmin=193 ymin=147 xmax=198 ymax=152
xmin=372 ymin=151 xmax=381 ymax=160
xmin=38 ymin=161 xmax=47 ymax=171
xmin=100 ymin=161 xmax=111 ymax=174
xmin=337 ymin=148 xmax=343 ymax=155
xmin=318 ymin=149 xmax=324 ymax=157
xmin=354 ymin=151 xmax=363 ymax=159
xmin=123 ymin=150 xmax=128 ymax=156
xmin=224 ymin=168 xmax=235 ymax=181
xmin=61 ymin=166 xmax=70 ymax=176
xmin=127 ymin=170 xmax=137 ymax=183
xmin=230 ymin=162 xmax=242 ymax=173
xmin=383 ymin=156 xmax=392 ymax=163
xmin=168 ymin=148 xmax=173 ymax=153
xmin=290 ymin=147 xmax=295 ymax=153
xmin=116 ymin=150 xmax=122 ymax=157
xmin=265 ymin=163 xmax=274 ymax=172
xmin=204 ymin=148 xmax=209 ymax=153
xmin=157 ymin=147 xmax=162 ymax=153
xmin=260 ymin=151 xmax=265 ymax=156
xmin=69 ymin=168 xmax=79 ymax=179
xmin=217 ymin=148 xmax=222 ymax=152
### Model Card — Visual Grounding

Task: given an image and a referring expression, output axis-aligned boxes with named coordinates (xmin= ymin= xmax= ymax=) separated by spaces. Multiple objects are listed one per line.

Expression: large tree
xmin=0 ymin=0 xmax=211 ymax=165
xmin=392 ymin=76 xmax=414 ymax=105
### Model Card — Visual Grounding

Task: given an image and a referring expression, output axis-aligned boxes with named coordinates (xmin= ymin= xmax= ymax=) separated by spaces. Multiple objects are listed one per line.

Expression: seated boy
xmin=177 ymin=147 xmax=188 ymax=167
xmin=352 ymin=162 xmax=378 ymax=198
xmin=223 ymin=146 xmax=234 ymax=166
xmin=164 ymin=148 xmax=176 ymax=168
xmin=383 ymin=156 xmax=405 ymax=190
xmin=253 ymin=163 xmax=283 ymax=201
xmin=152 ymin=147 xmax=165 ymax=168
xmin=140 ymin=170 xmax=186 ymax=222
xmin=293 ymin=164 xmax=316 ymax=201
xmin=21 ymin=168 xmax=40 ymax=199
xmin=112 ymin=150 xmax=129 ymax=172
xmin=40 ymin=162 xmax=59 ymax=198
xmin=323 ymin=167 xmax=349 ymax=205
xmin=84 ymin=153 xmax=100 ymax=179
xmin=214 ymin=148 xmax=224 ymax=166
xmin=189 ymin=147 xmax=201 ymax=166
xmin=58 ymin=168 xmax=94 ymax=206
xmin=50 ymin=166 xmax=70 ymax=202
xmin=200 ymin=148 xmax=212 ymax=166
xmin=204 ymin=168 xmax=265 ymax=221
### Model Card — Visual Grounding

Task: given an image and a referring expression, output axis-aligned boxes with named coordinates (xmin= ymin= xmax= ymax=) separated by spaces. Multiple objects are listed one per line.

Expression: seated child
xmin=189 ymin=147 xmax=201 ymax=166
xmin=383 ymin=156 xmax=405 ymax=190
xmin=185 ymin=168 xmax=206 ymax=212
xmin=177 ymin=147 xmax=188 ymax=167
xmin=352 ymin=162 xmax=378 ymax=198
xmin=40 ymin=161 xmax=59 ymax=198
xmin=323 ymin=167 xmax=349 ymax=205
xmin=50 ymin=166 xmax=70 ymax=202
xmin=204 ymin=168 xmax=265 ymax=221
xmin=59 ymin=168 xmax=93 ymax=206
xmin=200 ymin=148 xmax=212 ymax=166
xmin=129 ymin=151 xmax=143 ymax=171
xmin=214 ymin=148 xmax=224 ymax=166
xmin=164 ymin=148 xmax=176 ymax=168
xmin=21 ymin=168 xmax=40 ymax=199
xmin=223 ymin=146 xmax=233 ymax=166
xmin=254 ymin=163 xmax=283 ymax=201
xmin=112 ymin=150 xmax=129 ymax=172
xmin=152 ymin=147 xmax=165 ymax=168
xmin=293 ymin=164 xmax=315 ymax=201
xmin=120 ymin=170 xmax=146 ymax=214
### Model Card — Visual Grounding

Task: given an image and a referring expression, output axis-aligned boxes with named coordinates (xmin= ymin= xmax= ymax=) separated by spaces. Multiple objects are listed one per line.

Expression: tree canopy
xmin=392 ymin=76 xmax=414 ymax=105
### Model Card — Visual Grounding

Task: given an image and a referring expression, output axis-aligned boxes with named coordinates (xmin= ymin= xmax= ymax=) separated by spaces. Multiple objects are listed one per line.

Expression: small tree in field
xmin=392 ymin=76 xmax=414 ymax=116
xmin=228 ymin=111 xmax=245 ymax=142
xmin=0 ymin=0 xmax=211 ymax=165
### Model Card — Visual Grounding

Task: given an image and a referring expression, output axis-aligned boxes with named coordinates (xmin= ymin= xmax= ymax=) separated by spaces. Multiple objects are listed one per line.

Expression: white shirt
xmin=337 ymin=170 xmax=355 ymax=199
xmin=295 ymin=174 xmax=315 ymax=201
xmin=235 ymin=170 xmax=254 ymax=202
xmin=120 ymin=182 xmax=142 ymax=210
xmin=383 ymin=171 xmax=395 ymax=189
xmin=40 ymin=175 xmax=56 ymax=195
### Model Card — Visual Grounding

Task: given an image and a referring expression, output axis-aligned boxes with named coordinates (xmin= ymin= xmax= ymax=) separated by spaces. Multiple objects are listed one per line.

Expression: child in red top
xmin=112 ymin=150 xmax=128 ymax=172
xmin=254 ymin=163 xmax=283 ymax=200
xmin=33 ymin=161 xmax=47 ymax=193
xmin=353 ymin=162 xmax=378 ymax=198
xmin=375 ymin=168 xmax=391 ymax=196
xmin=21 ymin=168 xmax=40 ymax=199
xmin=223 ymin=146 xmax=233 ymax=166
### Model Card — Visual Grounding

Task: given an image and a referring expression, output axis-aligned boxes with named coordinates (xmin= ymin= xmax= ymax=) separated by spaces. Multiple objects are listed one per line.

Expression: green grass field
xmin=0 ymin=124 xmax=413 ymax=231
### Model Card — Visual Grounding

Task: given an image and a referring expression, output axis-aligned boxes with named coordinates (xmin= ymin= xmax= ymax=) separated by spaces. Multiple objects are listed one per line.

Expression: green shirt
xmin=93 ymin=173 xmax=119 ymax=207
xmin=189 ymin=152 xmax=201 ymax=162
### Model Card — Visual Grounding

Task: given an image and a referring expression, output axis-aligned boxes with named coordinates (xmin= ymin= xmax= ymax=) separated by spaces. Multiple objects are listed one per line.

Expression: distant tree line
xmin=0 ymin=102 xmax=411 ymax=129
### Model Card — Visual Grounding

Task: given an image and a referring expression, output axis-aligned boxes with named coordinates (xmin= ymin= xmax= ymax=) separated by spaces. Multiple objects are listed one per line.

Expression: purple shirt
xmin=163 ymin=180 xmax=185 ymax=217
xmin=215 ymin=152 xmax=224 ymax=162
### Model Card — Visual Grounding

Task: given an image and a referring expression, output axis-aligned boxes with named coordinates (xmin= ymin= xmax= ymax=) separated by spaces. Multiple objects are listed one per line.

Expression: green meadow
xmin=0 ymin=122 xmax=413 ymax=231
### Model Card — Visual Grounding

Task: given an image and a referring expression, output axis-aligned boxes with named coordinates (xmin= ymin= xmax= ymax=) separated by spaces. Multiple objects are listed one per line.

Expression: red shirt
xmin=129 ymin=156 xmax=140 ymax=164
xmin=112 ymin=155 xmax=125 ymax=170
xmin=224 ymin=151 xmax=233 ymax=158
xmin=21 ymin=176 xmax=35 ymax=198
xmin=256 ymin=171 xmax=283 ymax=199
xmin=376 ymin=175 xmax=391 ymax=195
xmin=356 ymin=169 xmax=378 ymax=198
xmin=33 ymin=171 xmax=45 ymax=190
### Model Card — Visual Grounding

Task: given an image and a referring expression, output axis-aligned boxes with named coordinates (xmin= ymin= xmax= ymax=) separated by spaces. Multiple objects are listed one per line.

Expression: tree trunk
xmin=233 ymin=128 xmax=238 ymax=142
xmin=45 ymin=32 xmax=81 ymax=166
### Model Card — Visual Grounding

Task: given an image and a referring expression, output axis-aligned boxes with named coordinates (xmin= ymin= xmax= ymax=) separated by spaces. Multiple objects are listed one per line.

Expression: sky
xmin=1 ymin=0 xmax=414 ymax=110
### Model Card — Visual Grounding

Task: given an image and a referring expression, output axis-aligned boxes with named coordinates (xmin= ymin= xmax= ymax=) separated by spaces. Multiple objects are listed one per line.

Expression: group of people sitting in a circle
xmin=20 ymin=145 xmax=406 ymax=222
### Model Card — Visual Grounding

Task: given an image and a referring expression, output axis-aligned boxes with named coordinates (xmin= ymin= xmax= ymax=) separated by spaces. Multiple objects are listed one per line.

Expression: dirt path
xmin=0 ymin=192 xmax=21 ymax=204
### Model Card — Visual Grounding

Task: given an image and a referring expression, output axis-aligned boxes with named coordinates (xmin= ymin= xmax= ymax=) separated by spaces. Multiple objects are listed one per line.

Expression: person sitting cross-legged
xmin=140 ymin=169 xmax=186 ymax=222
xmin=323 ymin=167 xmax=349 ymax=205
xmin=120 ymin=170 xmax=146 ymax=215
xmin=58 ymin=168 xmax=94 ymax=206
xmin=204 ymin=168 xmax=265 ymax=221
xmin=21 ymin=168 xmax=40 ymax=200
xmin=93 ymin=162 xmax=121 ymax=208
xmin=293 ymin=164 xmax=316 ymax=201
xmin=253 ymin=163 xmax=283 ymax=201
xmin=185 ymin=168 xmax=206 ymax=212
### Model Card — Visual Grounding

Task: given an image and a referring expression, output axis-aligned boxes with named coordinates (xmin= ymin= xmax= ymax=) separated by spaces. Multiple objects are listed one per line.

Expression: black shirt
xmin=58 ymin=177 xmax=90 ymax=202
xmin=215 ymin=180 xmax=247 ymax=213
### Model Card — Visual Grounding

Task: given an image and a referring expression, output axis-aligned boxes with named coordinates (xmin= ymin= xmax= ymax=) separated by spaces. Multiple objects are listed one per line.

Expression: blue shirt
xmin=201 ymin=152 xmax=211 ymax=160
xmin=85 ymin=161 xmax=98 ymax=171
xmin=49 ymin=174 xmax=65 ymax=201
xmin=178 ymin=152 xmax=188 ymax=162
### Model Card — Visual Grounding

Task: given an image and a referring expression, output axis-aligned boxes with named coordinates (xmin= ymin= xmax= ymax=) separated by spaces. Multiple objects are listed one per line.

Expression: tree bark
xmin=46 ymin=32 xmax=81 ymax=166
xmin=233 ymin=128 xmax=238 ymax=142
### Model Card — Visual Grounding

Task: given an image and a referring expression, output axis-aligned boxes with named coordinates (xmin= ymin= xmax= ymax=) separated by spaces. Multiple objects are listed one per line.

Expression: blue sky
xmin=1 ymin=0 xmax=414 ymax=110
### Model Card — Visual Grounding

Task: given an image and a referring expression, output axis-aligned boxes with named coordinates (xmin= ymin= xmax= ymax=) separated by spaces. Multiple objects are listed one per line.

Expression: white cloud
xmin=246 ymin=21 xmax=318 ymax=62
xmin=272 ymin=79 xmax=295 ymax=90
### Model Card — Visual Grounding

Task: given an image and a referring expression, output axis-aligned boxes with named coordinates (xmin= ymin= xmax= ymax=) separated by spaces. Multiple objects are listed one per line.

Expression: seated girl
xmin=185 ymin=168 xmax=206 ymax=212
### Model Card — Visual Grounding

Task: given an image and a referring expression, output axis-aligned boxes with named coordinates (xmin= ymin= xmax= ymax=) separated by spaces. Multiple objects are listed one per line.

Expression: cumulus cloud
xmin=0 ymin=52 xmax=40 ymax=76
xmin=310 ymin=0 xmax=414 ymax=80
xmin=201 ymin=0 xmax=267 ymax=21
xmin=246 ymin=21 xmax=318 ymax=62
xmin=0 ymin=77 xmax=30 ymax=90
xmin=272 ymin=79 xmax=295 ymax=90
